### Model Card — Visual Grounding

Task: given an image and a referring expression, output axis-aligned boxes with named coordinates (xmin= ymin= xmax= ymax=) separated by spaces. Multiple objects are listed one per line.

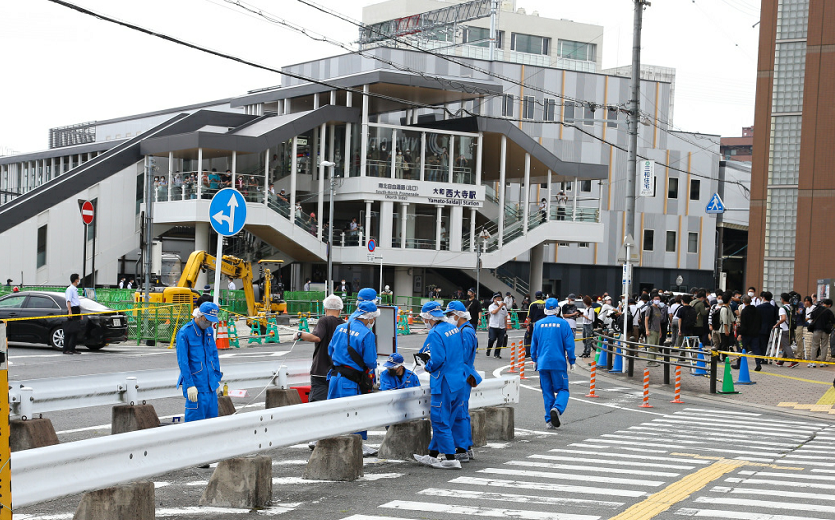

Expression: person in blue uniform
xmin=413 ymin=301 xmax=468 ymax=470
xmin=328 ymin=299 xmax=379 ymax=455
xmin=176 ymin=302 xmax=223 ymax=422
xmin=379 ymin=352 xmax=420 ymax=390
xmin=530 ymin=298 xmax=576 ymax=429
xmin=347 ymin=287 xmax=378 ymax=322
xmin=447 ymin=300 xmax=481 ymax=463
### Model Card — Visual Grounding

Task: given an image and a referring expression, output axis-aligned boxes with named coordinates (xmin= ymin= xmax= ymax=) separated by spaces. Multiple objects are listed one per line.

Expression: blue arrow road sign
xmin=209 ymin=188 xmax=247 ymax=236
xmin=705 ymin=193 xmax=725 ymax=214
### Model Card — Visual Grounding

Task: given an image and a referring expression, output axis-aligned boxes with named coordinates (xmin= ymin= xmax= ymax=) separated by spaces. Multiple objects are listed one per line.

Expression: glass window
xmin=544 ymin=99 xmax=557 ymax=122
xmin=583 ymin=105 xmax=594 ymax=126
xmin=581 ymin=180 xmax=592 ymax=192
xmin=396 ymin=129 xmax=422 ymax=181
xmin=452 ymin=135 xmax=475 ymax=185
xmin=24 ymin=296 xmax=60 ymax=309
xmin=607 ymin=107 xmax=619 ymax=128
xmin=37 ymin=225 xmax=47 ymax=268
xmin=579 ymin=242 xmax=590 ymax=248
xmin=464 ymin=27 xmax=502 ymax=48
xmin=558 ymin=242 xmax=569 ymax=247
xmin=768 ymin=115 xmax=802 ymax=185
xmin=666 ymin=231 xmax=677 ymax=253
xmin=772 ymin=41 xmax=806 ymax=113
xmin=557 ymin=40 xmax=597 ymax=62
xmin=425 ymin=132 xmax=451 ymax=183
xmin=367 ymin=126 xmax=394 ymax=178
xmin=0 ymin=295 xmax=26 ymax=308
xmin=688 ymin=232 xmax=699 ymax=254
xmin=502 ymin=94 xmax=514 ymax=117
xmin=689 ymin=179 xmax=700 ymax=200
xmin=512 ymin=33 xmax=550 ymax=55
xmin=564 ymin=102 xmax=577 ymax=124
xmin=764 ymin=188 xmax=798 ymax=258
xmin=523 ymin=96 xmax=535 ymax=120
xmin=668 ymin=177 xmax=679 ymax=199
xmin=643 ymin=230 xmax=654 ymax=251
xmin=136 ymin=172 xmax=143 ymax=214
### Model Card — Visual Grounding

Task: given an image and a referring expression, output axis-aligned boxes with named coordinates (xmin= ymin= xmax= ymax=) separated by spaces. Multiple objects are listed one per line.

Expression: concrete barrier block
xmin=200 ymin=456 xmax=272 ymax=509
xmin=483 ymin=406 xmax=515 ymax=441
xmin=218 ymin=395 xmax=236 ymax=416
xmin=265 ymin=388 xmax=302 ymax=409
xmin=111 ymin=405 xmax=160 ymax=435
xmin=10 ymin=418 xmax=59 ymax=452
xmin=73 ymin=481 xmax=154 ymax=520
xmin=469 ymin=409 xmax=487 ymax=447
xmin=378 ymin=419 xmax=431 ymax=460
xmin=303 ymin=434 xmax=363 ymax=481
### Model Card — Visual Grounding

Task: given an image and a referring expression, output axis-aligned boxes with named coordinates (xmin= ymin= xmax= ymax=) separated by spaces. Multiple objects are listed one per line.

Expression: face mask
xmin=386 ymin=368 xmax=398 ymax=377
xmin=748 ymin=292 xmax=754 ymax=297
xmin=717 ymin=299 xmax=723 ymax=304
xmin=196 ymin=317 xmax=211 ymax=330
xmin=653 ymin=300 xmax=660 ymax=305
xmin=366 ymin=320 xmax=375 ymax=330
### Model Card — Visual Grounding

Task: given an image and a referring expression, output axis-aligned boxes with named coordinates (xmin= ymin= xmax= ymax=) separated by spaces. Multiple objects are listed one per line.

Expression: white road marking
xmin=505 ymin=460 xmax=680 ymax=477
xmin=693 ymin=496 xmax=835 ymax=514
xmin=529 ymin=453 xmax=696 ymax=470
xmin=380 ymin=500 xmax=600 ymax=520
xmin=724 ymin=477 xmax=835 ymax=490
xmin=737 ymin=470 xmax=835 ymax=481
xmin=712 ymin=486 xmax=835 ymax=502
xmin=418 ymin=487 xmax=623 ymax=508
xmin=625 ymin=426 xmax=800 ymax=448
xmin=478 ymin=467 xmax=664 ymax=486
xmin=449 ymin=476 xmax=647 ymax=497
xmin=675 ymin=508 xmax=830 ymax=520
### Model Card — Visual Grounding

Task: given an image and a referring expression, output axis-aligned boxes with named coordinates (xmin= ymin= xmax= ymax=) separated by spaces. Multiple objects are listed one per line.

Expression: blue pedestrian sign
xmin=705 ymin=193 xmax=725 ymax=215
xmin=209 ymin=188 xmax=247 ymax=236
xmin=367 ymin=239 xmax=376 ymax=253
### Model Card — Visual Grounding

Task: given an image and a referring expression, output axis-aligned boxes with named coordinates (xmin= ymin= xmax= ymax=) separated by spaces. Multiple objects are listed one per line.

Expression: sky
xmin=0 ymin=0 xmax=761 ymax=154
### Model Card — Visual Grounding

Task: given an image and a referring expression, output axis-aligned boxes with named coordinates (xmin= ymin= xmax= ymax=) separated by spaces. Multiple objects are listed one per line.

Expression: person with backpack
xmin=806 ymin=298 xmax=834 ymax=367
xmin=755 ymin=292 xmax=779 ymax=371
xmin=579 ymin=296 xmax=596 ymax=358
xmin=634 ymin=294 xmax=650 ymax=342
xmin=676 ymin=295 xmax=698 ymax=346
xmin=708 ymin=297 xmax=724 ymax=351
xmin=774 ymin=293 xmax=798 ymax=367
xmin=669 ymin=295 xmax=682 ymax=347
xmin=737 ymin=295 xmax=762 ymax=366
xmin=692 ymin=291 xmax=710 ymax=348
xmin=644 ymin=295 xmax=665 ymax=366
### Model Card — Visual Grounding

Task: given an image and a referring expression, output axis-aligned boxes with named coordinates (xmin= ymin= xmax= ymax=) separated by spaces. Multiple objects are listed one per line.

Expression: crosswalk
xmin=338 ymin=408 xmax=835 ymax=520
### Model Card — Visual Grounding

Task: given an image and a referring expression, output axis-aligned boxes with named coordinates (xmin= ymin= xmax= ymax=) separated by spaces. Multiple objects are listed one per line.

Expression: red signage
xmin=81 ymin=201 xmax=94 ymax=225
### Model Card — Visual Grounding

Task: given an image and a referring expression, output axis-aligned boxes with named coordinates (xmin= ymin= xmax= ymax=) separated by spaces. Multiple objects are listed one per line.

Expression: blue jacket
xmin=530 ymin=315 xmax=576 ymax=372
xmin=420 ymin=321 xmax=467 ymax=394
xmin=459 ymin=321 xmax=482 ymax=385
xmin=328 ymin=321 xmax=377 ymax=373
xmin=176 ymin=320 xmax=222 ymax=396
xmin=380 ymin=369 xmax=421 ymax=391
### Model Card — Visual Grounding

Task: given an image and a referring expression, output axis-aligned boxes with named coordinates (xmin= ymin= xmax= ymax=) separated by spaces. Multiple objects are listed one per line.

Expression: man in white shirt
xmin=118 ymin=278 xmax=125 ymax=289
xmin=486 ymin=293 xmax=508 ymax=359
xmin=227 ymin=278 xmax=236 ymax=291
xmin=555 ymin=190 xmax=568 ymax=220
xmin=64 ymin=273 xmax=82 ymax=355
xmin=748 ymin=287 xmax=763 ymax=307
xmin=503 ymin=292 xmax=514 ymax=310
xmin=774 ymin=292 xmax=798 ymax=367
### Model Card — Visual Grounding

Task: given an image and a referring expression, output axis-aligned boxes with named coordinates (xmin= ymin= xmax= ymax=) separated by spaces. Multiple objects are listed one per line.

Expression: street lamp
xmin=322 ymin=161 xmax=336 ymax=294
xmin=475 ymin=227 xmax=492 ymax=302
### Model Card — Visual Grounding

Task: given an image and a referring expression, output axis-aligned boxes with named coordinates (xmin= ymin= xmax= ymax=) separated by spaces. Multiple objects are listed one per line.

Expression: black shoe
xmin=754 ymin=365 xmax=762 ymax=372
xmin=732 ymin=364 xmax=740 ymax=370
xmin=485 ymin=350 xmax=491 ymax=357
xmin=72 ymin=351 xmax=82 ymax=355
xmin=495 ymin=355 xmax=501 ymax=359
xmin=550 ymin=408 xmax=561 ymax=427
xmin=62 ymin=351 xmax=73 ymax=355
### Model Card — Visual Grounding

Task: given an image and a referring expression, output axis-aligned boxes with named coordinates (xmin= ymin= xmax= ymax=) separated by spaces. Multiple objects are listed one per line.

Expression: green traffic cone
xmin=718 ymin=357 xmax=740 ymax=394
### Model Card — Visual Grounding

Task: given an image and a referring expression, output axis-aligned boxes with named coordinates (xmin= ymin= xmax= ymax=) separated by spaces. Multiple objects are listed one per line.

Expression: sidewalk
xmin=577 ymin=347 xmax=835 ymax=420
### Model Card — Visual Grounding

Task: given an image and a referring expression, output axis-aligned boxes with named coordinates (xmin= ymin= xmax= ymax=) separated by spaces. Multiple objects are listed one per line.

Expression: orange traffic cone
xmin=216 ymin=320 xmax=230 ymax=349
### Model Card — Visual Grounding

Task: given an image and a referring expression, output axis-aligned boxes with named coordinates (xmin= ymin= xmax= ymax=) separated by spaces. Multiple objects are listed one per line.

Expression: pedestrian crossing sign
xmin=706 ymin=193 xmax=725 ymax=214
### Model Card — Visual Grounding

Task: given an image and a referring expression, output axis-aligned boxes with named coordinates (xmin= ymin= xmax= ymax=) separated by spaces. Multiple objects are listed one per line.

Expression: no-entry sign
xmin=81 ymin=200 xmax=94 ymax=225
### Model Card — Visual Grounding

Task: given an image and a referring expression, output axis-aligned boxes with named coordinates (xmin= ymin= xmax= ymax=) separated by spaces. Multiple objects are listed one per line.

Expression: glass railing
xmin=549 ymin=204 xmax=599 ymax=222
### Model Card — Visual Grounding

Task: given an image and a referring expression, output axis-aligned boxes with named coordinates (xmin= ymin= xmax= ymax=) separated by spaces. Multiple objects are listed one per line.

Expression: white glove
xmin=569 ymin=364 xmax=575 ymax=372
xmin=187 ymin=386 xmax=198 ymax=402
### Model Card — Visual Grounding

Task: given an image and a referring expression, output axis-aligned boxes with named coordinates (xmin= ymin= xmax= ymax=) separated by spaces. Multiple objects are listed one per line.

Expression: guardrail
xmin=9 ymin=359 xmax=311 ymax=418
xmin=11 ymin=375 xmax=519 ymax=507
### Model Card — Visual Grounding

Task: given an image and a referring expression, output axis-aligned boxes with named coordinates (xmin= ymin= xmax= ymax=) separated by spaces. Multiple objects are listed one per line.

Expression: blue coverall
xmin=452 ymin=321 xmax=481 ymax=450
xmin=327 ymin=321 xmax=378 ymax=439
xmin=379 ymin=368 xmax=421 ymax=390
xmin=530 ymin=315 xmax=576 ymax=424
xmin=420 ymin=321 xmax=468 ymax=455
xmin=176 ymin=320 xmax=222 ymax=422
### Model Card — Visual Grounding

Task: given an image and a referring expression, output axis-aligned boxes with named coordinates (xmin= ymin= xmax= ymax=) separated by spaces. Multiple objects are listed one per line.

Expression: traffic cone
xmin=718 ymin=357 xmax=740 ymax=394
xmin=693 ymin=349 xmax=708 ymax=376
xmin=216 ymin=321 xmax=230 ymax=350
xmin=597 ymin=345 xmax=608 ymax=368
xmin=610 ymin=345 xmax=624 ymax=373
xmin=736 ymin=349 xmax=756 ymax=385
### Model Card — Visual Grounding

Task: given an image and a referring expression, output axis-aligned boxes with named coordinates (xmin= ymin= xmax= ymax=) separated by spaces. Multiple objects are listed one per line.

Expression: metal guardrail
xmin=11 ymin=375 xmax=520 ymax=507
xmin=9 ymin=359 xmax=311 ymax=418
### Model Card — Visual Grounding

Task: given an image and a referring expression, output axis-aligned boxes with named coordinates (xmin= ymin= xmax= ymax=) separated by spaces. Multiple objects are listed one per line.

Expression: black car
xmin=0 ymin=291 xmax=128 ymax=350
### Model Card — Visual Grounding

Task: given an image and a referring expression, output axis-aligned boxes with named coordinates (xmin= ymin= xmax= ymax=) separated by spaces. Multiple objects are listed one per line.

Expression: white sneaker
xmin=430 ymin=457 xmax=462 ymax=470
xmin=454 ymin=451 xmax=470 ymax=463
xmin=362 ymin=444 xmax=378 ymax=457
xmin=809 ymin=363 xmax=817 ymax=368
xmin=413 ymin=454 xmax=436 ymax=466
xmin=467 ymin=448 xmax=475 ymax=460
xmin=545 ymin=421 xmax=557 ymax=430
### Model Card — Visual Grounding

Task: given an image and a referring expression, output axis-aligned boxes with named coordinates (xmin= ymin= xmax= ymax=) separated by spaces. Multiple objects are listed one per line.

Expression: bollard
xmin=509 ymin=342 xmax=517 ymax=372
xmin=20 ymin=386 xmax=33 ymax=421
xmin=662 ymin=347 xmax=670 ymax=385
xmin=276 ymin=365 xmax=288 ymax=389
xmin=670 ymin=365 xmax=684 ymax=404
xmin=125 ymin=377 xmax=138 ymax=406
xmin=639 ymin=368 xmax=653 ymax=408
xmin=519 ymin=358 xmax=526 ymax=380
xmin=585 ymin=361 xmax=600 ymax=398
xmin=709 ymin=350 xmax=719 ymax=394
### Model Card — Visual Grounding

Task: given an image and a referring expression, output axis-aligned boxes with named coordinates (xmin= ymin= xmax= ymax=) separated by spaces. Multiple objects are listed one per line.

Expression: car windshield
xmin=79 ymin=297 xmax=115 ymax=313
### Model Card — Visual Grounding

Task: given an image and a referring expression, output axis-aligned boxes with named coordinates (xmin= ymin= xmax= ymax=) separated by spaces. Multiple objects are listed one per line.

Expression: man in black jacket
xmin=756 ymin=291 xmax=779 ymax=371
xmin=524 ymin=291 xmax=547 ymax=358
xmin=465 ymin=288 xmax=481 ymax=329
xmin=738 ymin=296 xmax=762 ymax=369
xmin=807 ymin=298 xmax=834 ymax=367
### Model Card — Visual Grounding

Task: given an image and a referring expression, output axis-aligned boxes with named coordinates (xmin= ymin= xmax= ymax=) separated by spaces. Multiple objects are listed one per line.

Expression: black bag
xmin=679 ymin=306 xmax=697 ymax=332
xmin=710 ymin=305 xmax=722 ymax=330
xmin=345 ymin=323 xmax=374 ymax=394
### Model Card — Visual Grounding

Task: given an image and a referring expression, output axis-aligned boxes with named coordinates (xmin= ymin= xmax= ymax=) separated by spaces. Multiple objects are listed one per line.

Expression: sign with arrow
xmin=209 ymin=188 xmax=247 ymax=236
xmin=706 ymin=193 xmax=725 ymax=215
xmin=616 ymin=233 xmax=639 ymax=263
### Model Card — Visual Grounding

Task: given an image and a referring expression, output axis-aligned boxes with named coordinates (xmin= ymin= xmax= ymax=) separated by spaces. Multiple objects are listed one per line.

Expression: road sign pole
xmin=0 ymin=323 xmax=11 ymax=519
xmin=213 ymin=234 xmax=223 ymax=306
xmin=82 ymin=223 xmax=87 ymax=290
xmin=379 ymin=254 xmax=384 ymax=295
xmin=208 ymin=188 xmax=248 ymax=306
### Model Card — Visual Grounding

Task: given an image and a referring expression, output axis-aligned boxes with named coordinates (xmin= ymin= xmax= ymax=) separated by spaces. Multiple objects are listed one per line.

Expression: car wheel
xmin=85 ymin=343 xmax=106 ymax=351
xmin=49 ymin=327 xmax=65 ymax=350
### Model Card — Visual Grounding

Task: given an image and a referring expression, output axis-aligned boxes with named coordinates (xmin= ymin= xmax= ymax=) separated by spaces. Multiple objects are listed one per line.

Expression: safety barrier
xmin=11 ymin=375 xmax=520 ymax=508
xmin=9 ymin=359 xmax=311 ymax=417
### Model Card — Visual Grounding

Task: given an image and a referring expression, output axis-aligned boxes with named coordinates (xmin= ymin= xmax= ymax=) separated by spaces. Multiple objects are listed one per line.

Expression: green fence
xmin=107 ymin=302 xmax=192 ymax=343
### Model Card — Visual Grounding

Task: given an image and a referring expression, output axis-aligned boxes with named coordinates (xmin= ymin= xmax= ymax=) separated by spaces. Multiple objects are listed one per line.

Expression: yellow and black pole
xmin=0 ymin=322 xmax=11 ymax=519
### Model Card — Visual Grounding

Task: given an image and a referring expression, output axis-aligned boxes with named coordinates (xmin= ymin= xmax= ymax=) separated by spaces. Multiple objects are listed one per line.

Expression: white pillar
xmin=318 ymin=125 xmax=327 ymax=240
xmin=498 ymin=135 xmax=507 ymax=247
xmin=573 ymin=176 xmax=578 ymax=221
xmin=523 ymin=152 xmax=530 ymax=235
xmin=231 ymin=151 xmax=237 ymax=186
xmin=530 ymin=244 xmax=544 ymax=295
xmin=360 ymin=85 xmax=369 ymax=177
xmin=390 ymin=129 xmax=397 ymax=178
xmin=59 ymin=156 xmax=64 ymax=176
xmin=450 ymin=205 xmax=463 ymax=252
xmin=344 ymin=91 xmax=353 ymax=178
xmin=400 ymin=203 xmax=408 ymax=248
xmin=448 ymin=135 xmax=455 ymax=183
xmin=49 ymin=157 xmax=55 ymax=182
xmin=283 ymin=98 xmax=290 ymax=114
xmin=420 ymin=132 xmax=427 ymax=182
xmin=380 ymin=201 xmax=394 ymax=248
xmin=546 ymin=169 xmax=552 ymax=221
xmin=330 ymin=90 xmax=336 ymax=105
xmin=365 ymin=200 xmax=372 ymax=245
xmin=435 ymin=205 xmax=443 ymax=251
xmin=264 ymin=150 xmax=270 ymax=205
xmin=470 ymin=208 xmax=477 ymax=252
xmin=195 ymin=222 xmax=210 ymax=289
xmin=196 ymin=148 xmax=203 ymax=199
xmin=290 ymin=138 xmax=298 ymax=222
xmin=313 ymin=92 xmax=320 ymax=110
xmin=475 ymin=132 xmax=483 ymax=186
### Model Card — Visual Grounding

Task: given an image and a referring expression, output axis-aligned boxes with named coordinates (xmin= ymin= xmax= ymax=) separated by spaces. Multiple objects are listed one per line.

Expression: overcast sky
xmin=0 ymin=0 xmax=760 ymax=154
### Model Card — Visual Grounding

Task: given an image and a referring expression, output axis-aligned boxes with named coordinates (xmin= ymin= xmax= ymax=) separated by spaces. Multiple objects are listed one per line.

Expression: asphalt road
xmin=11 ymin=330 xmax=835 ymax=520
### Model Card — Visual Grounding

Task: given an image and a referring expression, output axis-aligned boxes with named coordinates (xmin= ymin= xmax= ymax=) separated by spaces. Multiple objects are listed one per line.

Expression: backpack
xmin=637 ymin=305 xmax=650 ymax=337
xmin=710 ymin=304 xmax=723 ymax=330
xmin=679 ymin=305 xmax=697 ymax=332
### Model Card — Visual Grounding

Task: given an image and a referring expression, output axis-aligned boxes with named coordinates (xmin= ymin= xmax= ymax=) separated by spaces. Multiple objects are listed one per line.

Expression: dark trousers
xmin=487 ymin=327 xmax=506 ymax=357
xmin=741 ymin=335 xmax=761 ymax=366
xmin=309 ymin=376 xmax=329 ymax=403
xmin=64 ymin=306 xmax=81 ymax=352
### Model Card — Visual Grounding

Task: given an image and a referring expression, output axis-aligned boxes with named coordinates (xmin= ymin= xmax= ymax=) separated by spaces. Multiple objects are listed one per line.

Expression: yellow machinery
xmin=134 ymin=251 xmax=287 ymax=320
xmin=257 ymin=260 xmax=286 ymax=315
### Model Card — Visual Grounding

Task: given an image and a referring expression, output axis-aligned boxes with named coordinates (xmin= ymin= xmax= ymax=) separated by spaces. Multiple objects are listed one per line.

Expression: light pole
xmin=322 ymin=161 xmax=336 ymax=294
xmin=476 ymin=227 xmax=492 ymax=302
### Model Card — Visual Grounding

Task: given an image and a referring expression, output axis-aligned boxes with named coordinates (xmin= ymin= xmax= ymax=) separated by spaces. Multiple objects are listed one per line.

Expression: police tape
xmin=0 ymin=303 xmax=189 ymax=323
xmin=714 ymin=350 xmax=835 ymax=366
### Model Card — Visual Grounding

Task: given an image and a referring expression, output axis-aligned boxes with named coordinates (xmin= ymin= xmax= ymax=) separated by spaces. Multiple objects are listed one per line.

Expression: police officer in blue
xmin=379 ymin=352 xmax=421 ymax=391
xmin=347 ymin=287 xmax=378 ymax=322
xmin=176 ymin=301 xmax=223 ymax=422
xmin=447 ymin=300 xmax=481 ymax=463
xmin=530 ymin=298 xmax=576 ymax=429
xmin=328 ymin=299 xmax=379 ymax=455
xmin=413 ymin=301 xmax=468 ymax=470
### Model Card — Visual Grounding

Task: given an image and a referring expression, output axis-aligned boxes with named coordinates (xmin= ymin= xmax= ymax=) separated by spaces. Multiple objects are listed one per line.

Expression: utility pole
xmin=488 ymin=0 xmax=498 ymax=61
xmin=144 ymin=156 xmax=154 ymax=303
xmin=322 ymin=161 xmax=336 ymax=294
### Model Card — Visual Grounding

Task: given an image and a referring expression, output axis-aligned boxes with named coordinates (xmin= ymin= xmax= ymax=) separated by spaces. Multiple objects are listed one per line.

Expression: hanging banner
xmin=640 ymin=160 xmax=655 ymax=197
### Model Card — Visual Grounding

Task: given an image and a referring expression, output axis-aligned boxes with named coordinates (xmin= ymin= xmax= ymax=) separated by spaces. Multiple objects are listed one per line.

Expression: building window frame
xmin=688 ymin=232 xmax=699 ymax=254
xmin=564 ymin=102 xmax=578 ymax=124
xmin=522 ymin=95 xmax=535 ymax=120
xmin=690 ymin=179 xmax=701 ymax=201
xmin=668 ymin=177 xmax=679 ymax=199
xmin=544 ymin=98 xmax=557 ymax=122
xmin=37 ymin=225 xmax=47 ymax=269
xmin=666 ymin=230 xmax=677 ymax=253
xmin=502 ymin=94 xmax=514 ymax=118
xmin=511 ymin=33 xmax=550 ymax=55
xmin=643 ymin=229 xmax=654 ymax=251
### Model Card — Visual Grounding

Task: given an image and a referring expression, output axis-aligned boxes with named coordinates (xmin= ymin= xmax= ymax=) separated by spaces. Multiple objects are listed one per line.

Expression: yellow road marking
xmin=608 ymin=455 xmax=804 ymax=520
xmin=817 ymin=387 xmax=835 ymax=405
